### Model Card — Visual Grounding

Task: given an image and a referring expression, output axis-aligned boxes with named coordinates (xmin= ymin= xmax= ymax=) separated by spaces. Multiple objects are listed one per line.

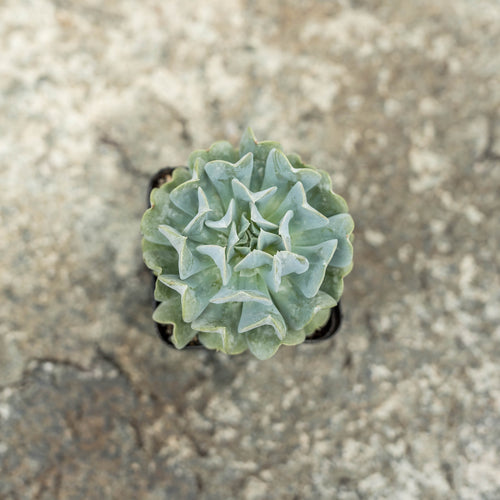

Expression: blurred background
xmin=1 ymin=0 xmax=500 ymax=498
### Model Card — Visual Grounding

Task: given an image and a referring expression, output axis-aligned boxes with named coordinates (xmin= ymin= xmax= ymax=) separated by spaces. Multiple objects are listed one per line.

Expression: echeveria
xmin=141 ymin=128 xmax=354 ymax=359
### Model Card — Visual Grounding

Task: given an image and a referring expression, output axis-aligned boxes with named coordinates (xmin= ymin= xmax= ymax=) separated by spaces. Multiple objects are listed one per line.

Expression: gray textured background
xmin=1 ymin=0 xmax=500 ymax=498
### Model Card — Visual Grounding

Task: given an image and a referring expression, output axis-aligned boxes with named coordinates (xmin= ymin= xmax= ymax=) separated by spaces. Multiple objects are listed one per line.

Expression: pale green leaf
xmin=245 ymin=326 xmax=281 ymax=360
xmin=152 ymin=298 xmax=198 ymax=349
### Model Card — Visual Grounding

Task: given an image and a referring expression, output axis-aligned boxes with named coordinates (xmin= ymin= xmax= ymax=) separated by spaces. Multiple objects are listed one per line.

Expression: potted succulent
xmin=141 ymin=128 xmax=354 ymax=359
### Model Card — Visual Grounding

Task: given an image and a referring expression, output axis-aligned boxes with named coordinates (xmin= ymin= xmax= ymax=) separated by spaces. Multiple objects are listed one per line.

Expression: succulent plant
xmin=141 ymin=128 xmax=354 ymax=359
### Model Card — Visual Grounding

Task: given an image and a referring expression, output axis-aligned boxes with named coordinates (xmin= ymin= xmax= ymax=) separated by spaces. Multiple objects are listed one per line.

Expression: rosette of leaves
xmin=141 ymin=128 xmax=354 ymax=360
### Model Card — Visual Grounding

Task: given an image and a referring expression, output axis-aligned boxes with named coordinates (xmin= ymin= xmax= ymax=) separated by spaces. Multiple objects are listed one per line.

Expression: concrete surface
xmin=1 ymin=0 xmax=500 ymax=498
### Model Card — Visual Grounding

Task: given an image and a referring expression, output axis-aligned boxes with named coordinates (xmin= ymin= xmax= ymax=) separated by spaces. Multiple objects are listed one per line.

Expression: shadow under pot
xmin=147 ymin=166 xmax=343 ymax=350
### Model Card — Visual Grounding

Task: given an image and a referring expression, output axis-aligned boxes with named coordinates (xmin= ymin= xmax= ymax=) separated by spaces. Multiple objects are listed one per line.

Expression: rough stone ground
xmin=1 ymin=0 xmax=500 ymax=498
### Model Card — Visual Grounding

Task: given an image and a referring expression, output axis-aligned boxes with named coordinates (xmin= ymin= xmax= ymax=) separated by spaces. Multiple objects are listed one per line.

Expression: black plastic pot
xmin=147 ymin=167 xmax=343 ymax=350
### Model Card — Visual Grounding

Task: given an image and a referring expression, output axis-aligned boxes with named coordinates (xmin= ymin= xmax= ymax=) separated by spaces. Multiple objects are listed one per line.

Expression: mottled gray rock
xmin=1 ymin=0 xmax=500 ymax=498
